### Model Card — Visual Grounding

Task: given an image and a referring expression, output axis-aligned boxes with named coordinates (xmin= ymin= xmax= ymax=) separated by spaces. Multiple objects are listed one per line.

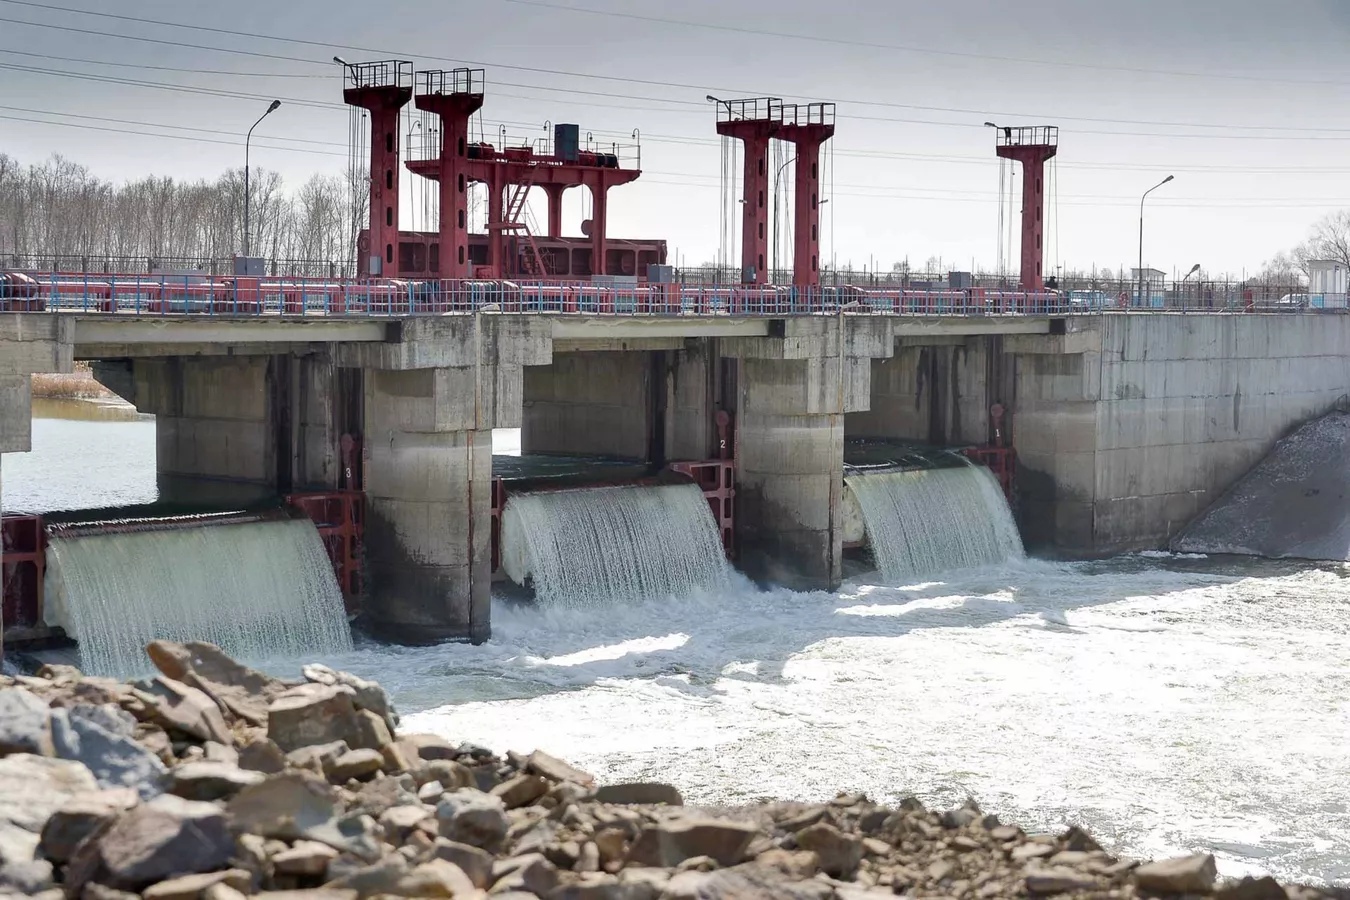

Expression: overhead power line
xmin=6 ymin=0 xmax=1350 ymax=138
xmin=7 ymin=109 xmax=1350 ymax=210
xmin=499 ymin=0 xmax=1350 ymax=91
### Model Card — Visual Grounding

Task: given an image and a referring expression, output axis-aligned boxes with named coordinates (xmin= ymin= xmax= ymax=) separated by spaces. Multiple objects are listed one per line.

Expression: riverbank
xmin=30 ymin=362 xmax=119 ymax=401
xmin=0 ymin=642 xmax=1334 ymax=899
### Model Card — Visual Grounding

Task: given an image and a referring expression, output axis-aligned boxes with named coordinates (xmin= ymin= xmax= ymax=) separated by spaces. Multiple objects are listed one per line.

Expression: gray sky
xmin=4 ymin=0 xmax=1350 ymax=277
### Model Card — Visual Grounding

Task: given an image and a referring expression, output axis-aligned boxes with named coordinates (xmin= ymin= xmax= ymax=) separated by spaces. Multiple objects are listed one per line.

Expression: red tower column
xmin=779 ymin=103 xmax=836 ymax=289
xmin=715 ymin=99 xmax=781 ymax=284
xmin=342 ymin=61 xmax=413 ymax=277
xmin=994 ymin=126 xmax=1059 ymax=291
xmin=487 ymin=172 xmax=504 ymax=279
xmin=415 ymin=69 xmax=484 ymax=280
xmin=543 ymin=184 xmax=567 ymax=238
xmin=588 ymin=179 xmax=608 ymax=276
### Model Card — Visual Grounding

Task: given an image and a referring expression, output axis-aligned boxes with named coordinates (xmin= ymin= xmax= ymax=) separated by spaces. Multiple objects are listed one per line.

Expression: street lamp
xmin=1137 ymin=175 xmax=1174 ymax=306
xmin=243 ymin=99 xmax=281 ymax=258
xmin=406 ymin=120 xmax=422 ymax=230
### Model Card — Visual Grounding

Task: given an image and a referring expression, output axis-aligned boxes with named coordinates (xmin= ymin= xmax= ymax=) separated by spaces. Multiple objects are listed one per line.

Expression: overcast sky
xmin=4 ymin=0 xmax=1350 ymax=278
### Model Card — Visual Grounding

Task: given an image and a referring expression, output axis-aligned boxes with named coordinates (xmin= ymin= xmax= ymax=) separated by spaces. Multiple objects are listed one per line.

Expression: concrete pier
xmin=0 ymin=316 xmax=72 ymax=508
xmin=726 ymin=319 xmax=887 ymax=589
xmin=337 ymin=317 xmax=550 ymax=643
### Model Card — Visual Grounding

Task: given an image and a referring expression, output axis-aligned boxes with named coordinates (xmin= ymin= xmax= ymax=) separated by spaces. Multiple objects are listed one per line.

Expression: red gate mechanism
xmin=284 ymin=492 xmax=364 ymax=614
xmin=2 ymin=514 xmax=45 ymax=638
xmin=669 ymin=411 xmax=737 ymax=558
xmin=963 ymin=403 xmax=1015 ymax=502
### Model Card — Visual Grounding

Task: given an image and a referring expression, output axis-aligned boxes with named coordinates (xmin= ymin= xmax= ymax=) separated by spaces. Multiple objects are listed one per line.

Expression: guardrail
xmin=1 ymin=272 xmax=1346 ymax=318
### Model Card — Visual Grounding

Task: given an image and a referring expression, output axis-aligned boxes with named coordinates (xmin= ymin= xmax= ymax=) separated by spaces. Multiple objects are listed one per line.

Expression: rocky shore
xmin=0 ymin=642 xmax=1337 ymax=899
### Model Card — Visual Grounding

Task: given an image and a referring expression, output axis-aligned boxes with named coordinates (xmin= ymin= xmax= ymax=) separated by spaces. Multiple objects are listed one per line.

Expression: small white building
xmin=1130 ymin=268 xmax=1167 ymax=307
xmin=1308 ymin=259 xmax=1348 ymax=307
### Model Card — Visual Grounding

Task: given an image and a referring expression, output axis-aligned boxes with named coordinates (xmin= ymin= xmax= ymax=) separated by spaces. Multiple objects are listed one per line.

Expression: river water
xmin=3 ymin=400 xmax=1348 ymax=885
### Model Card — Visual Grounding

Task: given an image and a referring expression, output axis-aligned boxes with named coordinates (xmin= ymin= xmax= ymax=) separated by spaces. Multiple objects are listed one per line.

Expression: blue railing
xmin=0 ymin=271 xmax=1345 ymax=317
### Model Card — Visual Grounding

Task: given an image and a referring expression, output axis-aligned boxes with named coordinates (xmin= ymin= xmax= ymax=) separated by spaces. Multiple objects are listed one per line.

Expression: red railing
xmin=2 ymin=514 xmax=45 ymax=634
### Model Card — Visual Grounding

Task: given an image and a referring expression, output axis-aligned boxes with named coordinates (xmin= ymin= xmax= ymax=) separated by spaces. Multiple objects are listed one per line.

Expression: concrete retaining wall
xmin=1013 ymin=314 xmax=1350 ymax=554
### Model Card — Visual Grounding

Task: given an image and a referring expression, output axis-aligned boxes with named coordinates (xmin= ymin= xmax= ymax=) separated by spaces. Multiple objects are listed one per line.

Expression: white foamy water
xmin=321 ymin=556 xmax=1350 ymax=885
xmin=847 ymin=464 xmax=1024 ymax=582
xmin=501 ymin=483 xmax=730 ymax=607
xmin=46 ymin=518 xmax=353 ymax=677
xmin=10 ymin=409 xmax=1350 ymax=884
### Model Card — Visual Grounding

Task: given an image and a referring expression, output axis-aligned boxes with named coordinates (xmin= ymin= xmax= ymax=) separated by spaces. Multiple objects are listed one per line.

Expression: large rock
xmin=0 ymin=687 xmax=54 ymax=756
xmin=271 ymin=840 xmax=339 ymax=877
xmin=226 ymin=772 xmax=380 ymax=861
xmin=427 ymin=839 xmax=494 ymax=889
xmin=169 ymin=761 xmax=266 ymax=801
xmin=1173 ymin=411 xmax=1350 ymax=560
xmin=51 ymin=705 xmax=167 ymax=799
xmin=327 ymin=749 xmax=384 ymax=783
xmin=661 ymin=865 xmax=833 ymax=900
xmin=145 ymin=641 xmax=285 ymax=728
xmin=267 ymin=685 xmax=363 ymax=753
xmin=0 ymin=753 xmax=100 ymax=835
xmin=525 ymin=750 xmax=594 ymax=787
xmin=625 ymin=819 xmax=759 ymax=869
xmin=38 ymin=788 xmax=138 ymax=864
xmin=138 ymin=677 xmax=232 ymax=746
xmin=89 ymin=794 xmax=234 ymax=891
xmin=490 ymin=774 xmax=550 ymax=809
xmin=141 ymin=869 xmax=251 ymax=900
xmin=237 ymin=737 xmax=287 ymax=774
xmin=1135 ymin=854 xmax=1218 ymax=894
xmin=301 ymin=665 xmax=397 ymax=734
xmin=395 ymin=859 xmax=477 ymax=897
xmin=594 ymin=783 xmax=682 ymax=806
xmin=227 ymin=770 xmax=336 ymax=834
xmin=1025 ymin=867 xmax=1101 ymax=895
xmin=793 ymin=822 xmax=861 ymax=878
xmin=0 ymin=857 xmax=55 ymax=894
xmin=436 ymin=789 xmax=509 ymax=851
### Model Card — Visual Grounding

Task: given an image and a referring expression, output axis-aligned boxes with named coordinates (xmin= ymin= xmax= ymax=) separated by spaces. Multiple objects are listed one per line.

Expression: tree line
xmin=0 ymin=154 xmax=367 ymax=276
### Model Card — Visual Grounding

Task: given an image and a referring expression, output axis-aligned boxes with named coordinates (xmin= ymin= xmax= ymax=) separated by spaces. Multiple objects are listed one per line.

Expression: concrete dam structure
xmin=5 ymin=65 xmax=1349 ymax=669
xmin=6 ymin=309 xmax=1350 ymax=669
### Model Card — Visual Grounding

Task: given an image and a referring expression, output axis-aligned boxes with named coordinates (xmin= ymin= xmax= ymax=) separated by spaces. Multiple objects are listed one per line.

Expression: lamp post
xmin=406 ymin=120 xmax=421 ymax=230
xmin=1138 ymin=175 xmax=1175 ymax=306
xmin=244 ymin=99 xmax=281 ymax=258
xmin=1182 ymin=262 xmax=1202 ymax=309
xmin=771 ymin=153 xmax=796 ymax=280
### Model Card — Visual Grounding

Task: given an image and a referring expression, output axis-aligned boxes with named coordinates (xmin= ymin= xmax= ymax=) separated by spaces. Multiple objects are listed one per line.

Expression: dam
xmin=5 ymin=309 xmax=1349 ymax=671
xmin=5 ymin=63 xmax=1349 ymax=669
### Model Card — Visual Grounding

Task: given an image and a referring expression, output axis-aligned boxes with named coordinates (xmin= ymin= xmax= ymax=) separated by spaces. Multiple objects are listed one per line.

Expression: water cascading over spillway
xmin=845 ymin=462 xmax=1024 ymax=582
xmin=501 ymin=483 xmax=730 ymax=607
xmin=44 ymin=518 xmax=353 ymax=677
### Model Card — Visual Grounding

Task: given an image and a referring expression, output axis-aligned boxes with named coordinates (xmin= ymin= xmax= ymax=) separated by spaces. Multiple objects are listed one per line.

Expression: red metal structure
xmin=1 ymin=514 xmax=45 ymax=635
xmin=372 ymin=232 xmax=665 ymax=281
xmin=713 ymin=98 xmax=781 ymax=285
xmin=993 ymin=126 xmax=1059 ymax=291
xmin=403 ymin=72 xmax=644 ymax=280
xmin=284 ymin=493 xmax=364 ymax=614
xmin=413 ymin=69 xmax=484 ymax=281
xmin=778 ymin=103 xmax=836 ymax=288
xmin=342 ymin=60 xmax=414 ymax=277
xmin=963 ymin=403 xmax=1015 ymax=502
